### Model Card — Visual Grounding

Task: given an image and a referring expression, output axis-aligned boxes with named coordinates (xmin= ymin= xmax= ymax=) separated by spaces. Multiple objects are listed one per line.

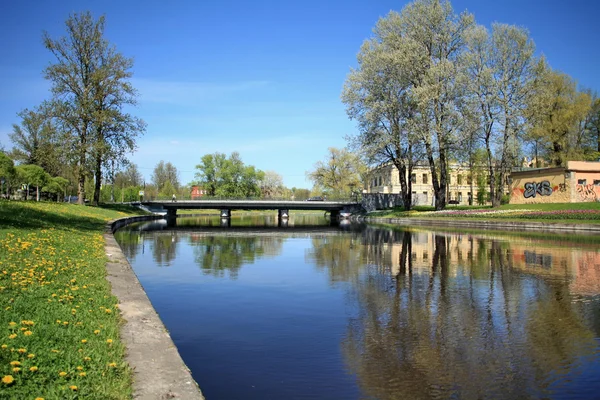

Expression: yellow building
xmin=366 ymin=163 xmax=487 ymax=206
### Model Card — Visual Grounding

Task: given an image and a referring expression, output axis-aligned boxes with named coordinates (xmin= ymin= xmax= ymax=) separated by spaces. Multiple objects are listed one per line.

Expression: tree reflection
xmin=189 ymin=234 xmax=284 ymax=279
xmin=341 ymin=230 xmax=598 ymax=399
xmin=150 ymin=231 xmax=180 ymax=266
xmin=305 ymin=232 xmax=367 ymax=285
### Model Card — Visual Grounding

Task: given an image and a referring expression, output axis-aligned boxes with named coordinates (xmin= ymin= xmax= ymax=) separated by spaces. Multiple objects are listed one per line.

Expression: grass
xmin=366 ymin=202 xmax=600 ymax=224
xmin=0 ymin=200 xmax=143 ymax=399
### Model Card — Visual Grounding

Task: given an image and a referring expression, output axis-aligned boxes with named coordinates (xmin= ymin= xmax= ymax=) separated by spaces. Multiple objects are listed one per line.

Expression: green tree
xmin=16 ymin=164 xmax=50 ymax=201
xmin=151 ymin=160 xmax=180 ymax=193
xmin=195 ymin=152 xmax=263 ymax=198
xmin=44 ymin=12 xmax=144 ymax=205
xmin=0 ymin=152 xmax=16 ymax=197
xmin=44 ymin=176 xmax=71 ymax=202
xmin=464 ymin=23 xmax=539 ymax=206
xmin=527 ymin=66 xmax=592 ymax=166
xmin=10 ymin=108 xmax=64 ymax=176
xmin=259 ymin=170 xmax=284 ymax=199
xmin=342 ymin=13 xmax=421 ymax=210
xmin=307 ymin=147 xmax=365 ymax=198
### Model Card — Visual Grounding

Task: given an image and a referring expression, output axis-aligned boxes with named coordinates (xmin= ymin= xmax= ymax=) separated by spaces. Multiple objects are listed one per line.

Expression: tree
xmin=16 ymin=164 xmax=49 ymax=201
xmin=307 ymin=147 xmax=365 ymax=198
xmin=342 ymin=12 xmax=421 ymax=210
xmin=151 ymin=160 xmax=180 ymax=193
xmin=259 ymin=170 xmax=284 ymax=198
xmin=44 ymin=176 xmax=71 ymax=202
xmin=114 ymin=163 xmax=143 ymax=188
xmin=43 ymin=12 xmax=144 ymax=205
xmin=194 ymin=152 xmax=264 ymax=197
xmin=464 ymin=23 xmax=539 ymax=206
xmin=10 ymin=108 xmax=64 ymax=176
xmin=0 ymin=152 xmax=16 ymax=197
xmin=527 ymin=66 xmax=592 ymax=167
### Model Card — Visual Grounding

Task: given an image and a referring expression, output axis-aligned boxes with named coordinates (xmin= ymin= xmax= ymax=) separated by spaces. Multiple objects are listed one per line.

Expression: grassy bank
xmin=366 ymin=202 xmax=600 ymax=224
xmin=0 ymin=200 xmax=143 ymax=399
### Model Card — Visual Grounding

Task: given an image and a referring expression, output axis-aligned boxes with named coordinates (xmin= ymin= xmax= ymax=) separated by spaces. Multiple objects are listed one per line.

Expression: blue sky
xmin=1 ymin=0 xmax=599 ymax=189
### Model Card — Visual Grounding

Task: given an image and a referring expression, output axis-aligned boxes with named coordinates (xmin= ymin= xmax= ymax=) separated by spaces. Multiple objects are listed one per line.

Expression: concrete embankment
xmin=359 ymin=216 xmax=600 ymax=234
xmin=105 ymin=215 xmax=205 ymax=400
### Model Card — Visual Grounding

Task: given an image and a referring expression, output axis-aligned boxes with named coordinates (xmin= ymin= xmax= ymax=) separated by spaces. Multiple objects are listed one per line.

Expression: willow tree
xmin=44 ymin=12 xmax=144 ymax=205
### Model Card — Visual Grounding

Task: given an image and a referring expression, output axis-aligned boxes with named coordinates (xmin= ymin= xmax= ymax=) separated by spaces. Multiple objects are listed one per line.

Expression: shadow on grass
xmin=95 ymin=203 xmax=149 ymax=215
xmin=0 ymin=201 xmax=140 ymax=232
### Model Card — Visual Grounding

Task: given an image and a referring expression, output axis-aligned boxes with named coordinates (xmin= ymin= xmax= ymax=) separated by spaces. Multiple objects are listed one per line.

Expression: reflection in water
xmin=114 ymin=217 xmax=600 ymax=399
xmin=189 ymin=234 xmax=284 ymax=279
xmin=338 ymin=229 xmax=599 ymax=400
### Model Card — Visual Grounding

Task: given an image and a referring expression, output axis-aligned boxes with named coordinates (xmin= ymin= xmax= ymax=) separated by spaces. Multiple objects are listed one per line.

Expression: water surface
xmin=114 ymin=215 xmax=600 ymax=399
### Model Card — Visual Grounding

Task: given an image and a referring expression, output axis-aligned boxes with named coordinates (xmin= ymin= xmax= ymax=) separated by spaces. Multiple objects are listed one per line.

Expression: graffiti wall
xmin=510 ymin=171 xmax=570 ymax=204
xmin=574 ymin=172 xmax=600 ymax=202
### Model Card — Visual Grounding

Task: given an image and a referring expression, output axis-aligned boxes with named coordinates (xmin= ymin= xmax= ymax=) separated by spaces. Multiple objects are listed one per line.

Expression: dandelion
xmin=1 ymin=344 xmax=7 ymax=349
xmin=8 ymin=322 xmax=16 ymax=327
xmin=35 ymin=398 xmax=44 ymax=400
xmin=10 ymin=361 xmax=20 ymax=366
xmin=8 ymin=334 xmax=16 ymax=339
xmin=106 ymin=339 xmax=113 ymax=344
xmin=84 ymin=356 xmax=91 ymax=361
xmin=76 ymin=366 xmax=83 ymax=371
xmin=69 ymin=385 xmax=78 ymax=391
xmin=28 ymin=353 xmax=35 ymax=358
xmin=2 ymin=375 xmax=14 ymax=384
xmin=81 ymin=339 xmax=87 ymax=344
xmin=59 ymin=371 xmax=67 ymax=377
xmin=29 ymin=366 xmax=38 ymax=372
xmin=94 ymin=329 xmax=100 ymax=335
xmin=12 ymin=367 xmax=20 ymax=373
xmin=79 ymin=371 xmax=86 ymax=377
xmin=17 ymin=348 xmax=26 ymax=353
xmin=24 ymin=330 xmax=33 ymax=336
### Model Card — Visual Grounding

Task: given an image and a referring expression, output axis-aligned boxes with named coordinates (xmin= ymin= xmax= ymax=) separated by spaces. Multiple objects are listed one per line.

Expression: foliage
xmin=151 ymin=161 xmax=180 ymax=193
xmin=194 ymin=152 xmax=264 ymax=198
xmin=0 ymin=200 xmax=140 ymax=398
xmin=307 ymin=147 xmax=365 ymax=198
xmin=43 ymin=12 xmax=144 ymax=206
xmin=16 ymin=165 xmax=50 ymax=201
xmin=259 ymin=171 xmax=284 ymax=198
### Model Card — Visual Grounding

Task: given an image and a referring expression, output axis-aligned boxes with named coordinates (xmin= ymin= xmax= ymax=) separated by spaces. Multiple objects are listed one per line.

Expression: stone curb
xmin=104 ymin=215 xmax=205 ymax=400
xmin=359 ymin=216 xmax=600 ymax=233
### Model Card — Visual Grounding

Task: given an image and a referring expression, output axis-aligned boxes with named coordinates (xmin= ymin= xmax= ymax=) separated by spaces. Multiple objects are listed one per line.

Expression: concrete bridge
xmin=141 ymin=200 xmax=362 ymax=221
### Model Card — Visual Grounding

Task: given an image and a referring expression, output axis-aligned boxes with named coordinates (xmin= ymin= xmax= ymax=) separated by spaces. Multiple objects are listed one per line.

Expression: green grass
xmin=367 ymin=202 xmax=600 ymax=224
xmin=0 ymin=200 xmax=142 ymax=399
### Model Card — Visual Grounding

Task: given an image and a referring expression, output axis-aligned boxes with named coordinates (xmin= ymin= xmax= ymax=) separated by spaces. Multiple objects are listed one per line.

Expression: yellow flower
xmin=76 ymin=366 xmax=83 ymax=371
xmin=17 ymin=348 xmax=26 ymax=353
xmin=12 ymin=367 xmax=20 ymax=372
xmin=106 ymin=339 xmax=113 ymax=344
xmin=10 ymin=361 xmax=20 ymax=366
xmin=28 ymin=353 xmax=35 ymax=358
xmin=81 ymin=339 xmax=87 ymax=344
xmin=69 ymin=385 xmax=78 ymax=391
xmin=29 ymin=366 xmax=38 ymax=372
xmin=59 ymin=371 xmax=67 ymax=377
xmin=8 ymin=322 xmax=16 ymax=327
xmin=35 ymin=397 xmax=44 ymax=400
xmin=108 ymin=362 xmax=117 ymax=367
xmin=79 ymin=372 xmax=86 ymax=377
xmin=94 ymin=330 xmax=100 ymax=335
xmin=8 ymin=334 xmax=16 ymax=339
xmin=84 ymin=356 xmax=91 ymax=361
xmin=1 ymin=344 xmax=6 ymax=349
xmin=24 ymin=330 xmax=32 ymax=336
xmin=2 ymin=375 xmax=14 ymax=384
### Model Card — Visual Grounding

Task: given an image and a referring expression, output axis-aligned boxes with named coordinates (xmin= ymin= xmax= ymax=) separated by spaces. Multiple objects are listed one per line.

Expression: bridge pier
xmin=330 ymin=209 xmax=339 ymax=221
xmin=166 ymin=208 xmax=177 ymax=227
xmin=278 ymin=209 xmax=289 ymax=220
xmin=220 ymin=218 xmax=231 ymax=227
xmin=220 ymin=209 xmax=231 ymax=218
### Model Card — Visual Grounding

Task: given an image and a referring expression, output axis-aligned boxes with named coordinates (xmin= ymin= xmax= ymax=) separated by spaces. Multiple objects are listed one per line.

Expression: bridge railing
xmin=143 ymin=195 xmax=361 ymax=202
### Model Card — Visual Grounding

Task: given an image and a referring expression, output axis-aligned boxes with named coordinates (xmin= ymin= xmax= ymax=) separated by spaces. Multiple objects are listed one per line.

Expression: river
xmin=114 ymin=214 xmax=600 ymax=400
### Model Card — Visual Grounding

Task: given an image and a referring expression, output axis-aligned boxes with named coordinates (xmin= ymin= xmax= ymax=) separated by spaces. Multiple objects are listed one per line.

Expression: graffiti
xmin=558 ymin=183 xmax=567 ymax=192
xmin=576 ymin=184 xmax=599 ymax=201
xmin=523 ymin=181 xmax=553 ymax=198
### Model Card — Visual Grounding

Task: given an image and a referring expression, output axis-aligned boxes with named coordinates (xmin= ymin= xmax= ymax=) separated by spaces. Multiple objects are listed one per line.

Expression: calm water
xmin=114 ymin=214 xmax=600 ymax=400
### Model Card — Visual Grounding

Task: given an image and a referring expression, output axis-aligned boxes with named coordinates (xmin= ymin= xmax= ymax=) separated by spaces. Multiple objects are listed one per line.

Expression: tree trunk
xmin=93 ymin=153 xmax=102 ymax=206
xmin=36 ymin=185 xmax=40 ymax=202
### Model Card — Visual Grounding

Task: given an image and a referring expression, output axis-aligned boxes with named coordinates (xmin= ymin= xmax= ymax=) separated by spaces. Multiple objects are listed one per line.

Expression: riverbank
xmin=362 ymin=202 xmax=600 ymax=232
xmin=0 ymin=201 xmax=203 ymax=399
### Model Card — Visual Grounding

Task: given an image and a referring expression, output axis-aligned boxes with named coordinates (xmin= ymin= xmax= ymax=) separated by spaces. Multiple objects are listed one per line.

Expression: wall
xmin=510 ymin=169 xmax=570 ymax=204
xmin=362 ymin=193 xmax=404 ymax=211
xmin=573 ymin=171 xmax=600 ymax=202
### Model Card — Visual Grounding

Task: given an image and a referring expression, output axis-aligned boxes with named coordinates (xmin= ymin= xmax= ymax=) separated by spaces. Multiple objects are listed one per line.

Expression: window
xmin=423 ymin=191 xmax=428 ymax=202
xmin=458 ymin=192 xmax=463 ymax=202
xmin=422 ymin=250 xmax=428 ymax=261
xmin=578 ymin=179 xmax=587 ymax=185
xmin=411 ymin=173 xmax=416 ymax=184
xmin=457 ymin=174 xmax=463 ymax=185
xmin=467 ymin=175 xmax=472 ymax=185
xmin=422 ymin=173 xmax=428 ymax=184
xmin=594 ymin=180 xmax=600 ymax=186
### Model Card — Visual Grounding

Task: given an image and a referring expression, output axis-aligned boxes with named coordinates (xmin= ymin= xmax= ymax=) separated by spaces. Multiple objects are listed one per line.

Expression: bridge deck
xmin=144 ymin=200 xmax=358 ymax=211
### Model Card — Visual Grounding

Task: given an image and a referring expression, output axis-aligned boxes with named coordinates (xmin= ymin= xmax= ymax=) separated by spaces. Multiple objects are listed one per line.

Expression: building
xmin=366 ymin=163 xmax=489 ymax=206
xmin=191 ymin=186 xmax=207 ymax=199
xmin=509 ymin=161 xmax=600 ymax=204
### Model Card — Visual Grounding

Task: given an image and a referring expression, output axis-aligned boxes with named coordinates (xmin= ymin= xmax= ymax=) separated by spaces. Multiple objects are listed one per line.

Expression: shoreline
xmin=105 ymin=215 xmax=205 ymax=400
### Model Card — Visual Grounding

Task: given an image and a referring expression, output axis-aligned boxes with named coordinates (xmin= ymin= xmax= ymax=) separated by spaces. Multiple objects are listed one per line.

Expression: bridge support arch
xmin=220 ymin=209 xmax=231 ymax=218
xmin=278 ymin=209 xmax=289 ymax=220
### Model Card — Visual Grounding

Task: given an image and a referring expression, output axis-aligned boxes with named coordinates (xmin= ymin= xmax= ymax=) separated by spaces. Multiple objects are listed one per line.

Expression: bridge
xmin=141 ymin=200 xmax=362 ymax=221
